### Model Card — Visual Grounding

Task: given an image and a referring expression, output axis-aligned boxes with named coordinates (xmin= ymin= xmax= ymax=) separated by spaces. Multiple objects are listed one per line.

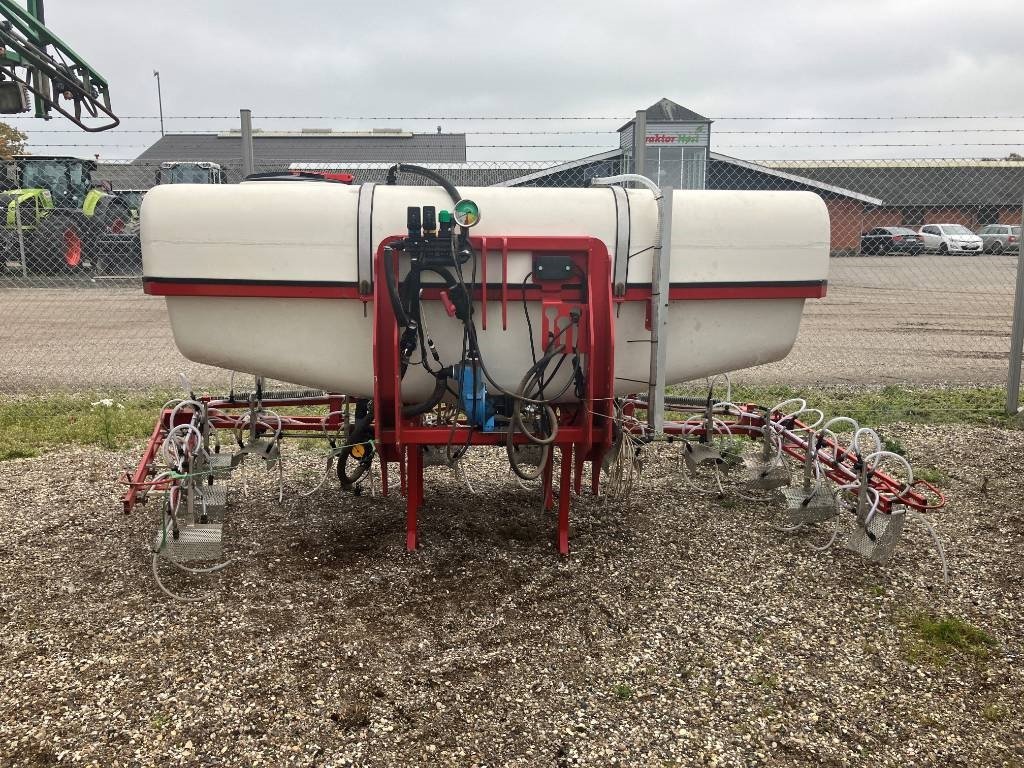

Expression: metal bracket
xmin=357 ymin=182 xmax=377 ymax=295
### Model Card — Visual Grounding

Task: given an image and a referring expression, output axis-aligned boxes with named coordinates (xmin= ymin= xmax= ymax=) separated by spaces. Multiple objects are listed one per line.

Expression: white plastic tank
xmin=142 ymin=182 xmax=829 ymax=398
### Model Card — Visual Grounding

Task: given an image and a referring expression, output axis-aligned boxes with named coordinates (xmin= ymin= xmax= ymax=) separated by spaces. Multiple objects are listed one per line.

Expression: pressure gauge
xmin=452 ymin=198 xmax=480 ymax=228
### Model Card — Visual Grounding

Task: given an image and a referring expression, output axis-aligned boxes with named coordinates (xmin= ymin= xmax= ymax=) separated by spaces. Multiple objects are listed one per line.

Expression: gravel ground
xmin=0 ymin=255 xmax=1017 ymax=392
xmin=1 ymin=423 xmax=1022 ymax=766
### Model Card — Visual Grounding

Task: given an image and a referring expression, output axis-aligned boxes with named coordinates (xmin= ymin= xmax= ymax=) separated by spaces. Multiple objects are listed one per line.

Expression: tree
xmin=0 ymin=121 xmax=27 ymax=159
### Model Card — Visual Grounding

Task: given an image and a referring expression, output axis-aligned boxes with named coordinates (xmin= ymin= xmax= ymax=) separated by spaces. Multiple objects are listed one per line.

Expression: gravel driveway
xmin=0 ymin=423 xmax=1021 ymax=766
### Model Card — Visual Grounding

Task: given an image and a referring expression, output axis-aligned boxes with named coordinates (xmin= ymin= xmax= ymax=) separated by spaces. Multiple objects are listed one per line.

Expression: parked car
xmin=977 ymin=223 xmax=1020 ymax=254
xmin=859 ymin=227 xmax=925 ymax=256
xmin=917 ymin=224 xmax=984 ymax=254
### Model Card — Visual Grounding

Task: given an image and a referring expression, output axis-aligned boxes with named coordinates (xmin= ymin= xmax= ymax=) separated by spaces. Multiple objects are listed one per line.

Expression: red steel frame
xmin=127 ymin=231 xmax=943 ymax=550
xmin=121 ymin=394 xmax=345 ymax=514
xmin=373 ymin=235 xmax=616 ymax=555
xmin=623 ymin=399 xmax=945 ymax=513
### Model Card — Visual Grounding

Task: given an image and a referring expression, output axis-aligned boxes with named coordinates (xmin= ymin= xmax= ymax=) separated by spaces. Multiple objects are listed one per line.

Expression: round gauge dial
xmin=452 ymin=198 xmax=480 ymax=228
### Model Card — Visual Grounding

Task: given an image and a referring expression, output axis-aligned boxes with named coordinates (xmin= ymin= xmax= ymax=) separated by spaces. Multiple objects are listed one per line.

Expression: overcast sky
xmin=8 ymin=0 xmax=1024 ymax=161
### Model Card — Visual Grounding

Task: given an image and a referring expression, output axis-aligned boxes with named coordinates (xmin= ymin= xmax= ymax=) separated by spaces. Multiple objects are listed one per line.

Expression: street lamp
xmin=153 ymin=70 xmax=164 ymax=137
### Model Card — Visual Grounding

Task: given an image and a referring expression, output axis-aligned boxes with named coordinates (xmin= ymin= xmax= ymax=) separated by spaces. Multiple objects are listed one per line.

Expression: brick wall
xmin=824 ymin=198 xmax=864 ymax=252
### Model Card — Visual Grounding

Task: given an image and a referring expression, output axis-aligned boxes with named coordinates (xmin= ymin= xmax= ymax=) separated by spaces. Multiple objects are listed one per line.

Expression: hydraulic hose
xmin=385 ymin=163 xmax=462 ymax=206
xmin=401 ymin=372 xmax=450 ymax=419
xmin=383 ymin=247 xmax=412 ymax=327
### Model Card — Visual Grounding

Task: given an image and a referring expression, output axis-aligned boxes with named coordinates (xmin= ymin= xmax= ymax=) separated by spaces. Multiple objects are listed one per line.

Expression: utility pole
xmin=240 ymin=109 xmax=254 ymax=179
xmin=153 ymin=70 xmax=164 ymax=137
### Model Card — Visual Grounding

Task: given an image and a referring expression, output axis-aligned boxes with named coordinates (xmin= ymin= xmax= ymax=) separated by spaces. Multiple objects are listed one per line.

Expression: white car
xmin=918 ymin=224 xmax=984 ymax=254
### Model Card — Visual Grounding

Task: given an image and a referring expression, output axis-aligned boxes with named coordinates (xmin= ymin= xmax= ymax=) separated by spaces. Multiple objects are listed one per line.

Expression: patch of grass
xmin=880 ymin=434 xmax=906 ymax=457
xmin=866 ymin=584 xmax=885 ymax=597
xmin=914 ymin=710 xmax=940 ymax=727
xmin=749 ymin=672 xmax=780 ymax=689
xmin=916 ymin=466 xmax=949 ymax=485
xmin=0 ymin=390 xmax=178 ymax=460
xmin=666 ymin=383 xmax=1017 ymax=428
xmin=904 ymin=613 xmax=997 ymax=666
xmin=0 ymin=446 xmax=37 ymax=461
xmin=0 ymin=390 xmax=342 ymax=461
xmin=613 ymin=683 xmax=633 ymax=700
xmin=981 ymin=703 xmax=1006 ymax=723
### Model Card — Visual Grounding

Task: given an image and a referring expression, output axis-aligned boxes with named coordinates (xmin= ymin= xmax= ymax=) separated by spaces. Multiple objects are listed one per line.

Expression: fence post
xmin=1007 ymin=200 xmax=1024 ymax=414
xmin=14 ymin=200 xmax=26 ymax=278
xmin=240 ymin=108 xmax=255 ymax=179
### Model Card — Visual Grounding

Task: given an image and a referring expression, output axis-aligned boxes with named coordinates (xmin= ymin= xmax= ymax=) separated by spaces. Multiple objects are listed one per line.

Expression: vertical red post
xmin=399 ymin=448 xmax=407 ymax=496
xmin=558 ymin=445 xmax=573 ymax=555
xmin=480 ymin=238 xmax=488 ymax=330
xmin=573 ymin=447 xmax=585 ymax=496
xmin=543 ymin=451 xmax=555 ymax=512
xmin=501 ymin=237 xmax=509 ymax=330
xmin=406 ymin=446 xmax=421 ymax=551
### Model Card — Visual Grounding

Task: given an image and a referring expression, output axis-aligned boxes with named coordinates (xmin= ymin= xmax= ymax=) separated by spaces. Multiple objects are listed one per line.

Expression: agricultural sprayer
xmin=123 ymin=166 xmax=946 ymax=599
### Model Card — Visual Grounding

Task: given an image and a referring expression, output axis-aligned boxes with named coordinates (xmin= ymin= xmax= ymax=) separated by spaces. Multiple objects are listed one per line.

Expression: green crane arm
xmin=0 ymin=0 xmax=118 ymax=131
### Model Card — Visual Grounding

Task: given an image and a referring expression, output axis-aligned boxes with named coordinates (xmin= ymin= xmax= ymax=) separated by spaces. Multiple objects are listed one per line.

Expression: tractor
xmin=156 ymin=161 xmax=228 ymax=185
xmin=0 ymin=155 xmax=138 ymax=275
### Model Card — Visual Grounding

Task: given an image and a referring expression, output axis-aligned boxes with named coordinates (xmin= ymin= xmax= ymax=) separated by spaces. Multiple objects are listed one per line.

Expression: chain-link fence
xmin=0 ymin=155 xmax=1020 ymax=403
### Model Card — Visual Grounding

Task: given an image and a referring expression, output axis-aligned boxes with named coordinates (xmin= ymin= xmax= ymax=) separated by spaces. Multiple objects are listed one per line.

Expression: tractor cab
xmin=156 ymin=161 xmax=228 ymax=185
xmin=0 ymin=155 xmax=138 ymax=275
xmin=4 ymin=155 xmax=97 ymax=209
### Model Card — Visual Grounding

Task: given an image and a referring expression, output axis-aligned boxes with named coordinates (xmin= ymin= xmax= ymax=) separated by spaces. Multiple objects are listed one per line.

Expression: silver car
xmin=977 ymin=224 xmax=1020 ymax=254
xmin=918 ymin=224 xmax=985 ymax=254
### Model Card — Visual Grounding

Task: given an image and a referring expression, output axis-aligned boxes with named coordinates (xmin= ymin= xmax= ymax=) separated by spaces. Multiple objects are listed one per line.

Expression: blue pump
xmin=458 ymin=362 xmax=495 ymax=432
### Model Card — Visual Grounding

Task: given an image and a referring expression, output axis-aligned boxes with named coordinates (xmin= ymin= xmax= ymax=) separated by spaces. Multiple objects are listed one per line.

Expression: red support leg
xmin=573 ymin=448 xmax=585 ymax=496
xmin=380 ymin=459 xmax=389 ymax=497
xmin=399 ymin=448 xmax=407 ymax=497
xmin=406 ymin=447 xmax=421 ymax=551
xmin=558 ymin=445 xmax=572 ymax=555
xmin=543 ymin=450 xmax=555 ymax=511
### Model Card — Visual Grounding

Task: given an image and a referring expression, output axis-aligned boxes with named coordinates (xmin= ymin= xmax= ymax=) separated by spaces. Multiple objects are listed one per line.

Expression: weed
xmin=915 ymin=466 xmax=949 ymax=485
xmin=904 ymin=613 xmax=997 ymax=666
xmin=915 ymin=711 xmax=940 ymax=727
xmin=614 ymin=684 xmax=633 ymax=700
xmin=880 ymin=434 xmax=906 ymax=456
xmin=867 ymin=584 xmax=885 ymax=597
xmin=981 ymin=704 xmax=1006 ymax=723
xmin=749 ymin=672 xmax=780 ymax=689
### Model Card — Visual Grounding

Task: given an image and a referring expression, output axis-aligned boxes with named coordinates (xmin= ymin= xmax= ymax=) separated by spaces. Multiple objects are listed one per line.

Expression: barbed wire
xmin=7 ymin=114 xmax=1024 ymax=121
xmin=25 ymin=141 xmax=1024 ymax=149
xmin=17 ymin=127 xmax=1024 ymax=135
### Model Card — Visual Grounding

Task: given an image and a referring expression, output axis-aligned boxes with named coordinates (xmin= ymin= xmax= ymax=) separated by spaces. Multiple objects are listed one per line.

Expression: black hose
xmin=383 ymin=247 xmax=412 ymax=327
xmin=507 ymin=442 xmax=549 ymax=482
xmin=401 ymin=372 xmax=449 ymax=419
xmin=337 ymin=414 xmax=375 ymax=488
xmin=386 ymin=163 xmax=462 ymax=206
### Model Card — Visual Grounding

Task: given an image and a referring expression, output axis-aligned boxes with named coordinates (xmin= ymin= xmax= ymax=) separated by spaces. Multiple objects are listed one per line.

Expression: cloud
xmin=8 ymin=0 xmax=1024 ymax=161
